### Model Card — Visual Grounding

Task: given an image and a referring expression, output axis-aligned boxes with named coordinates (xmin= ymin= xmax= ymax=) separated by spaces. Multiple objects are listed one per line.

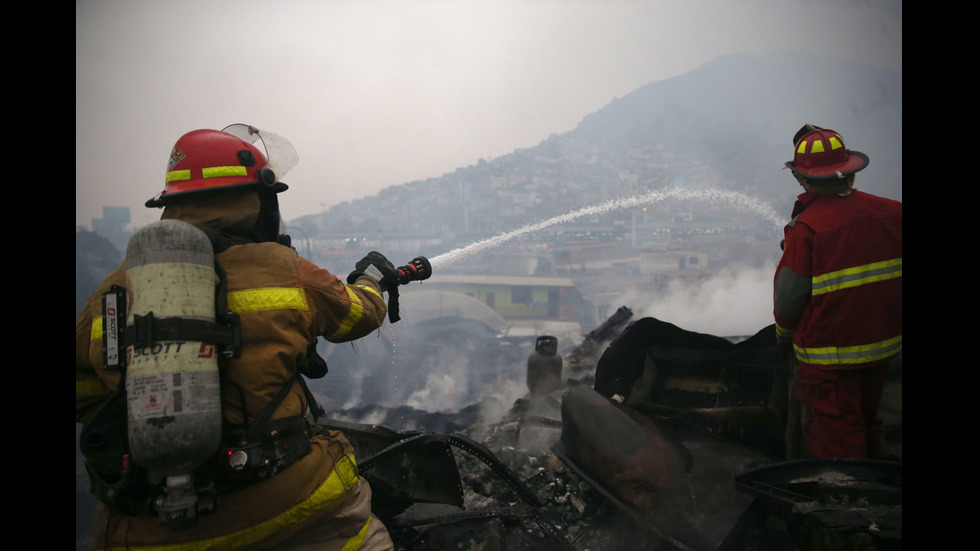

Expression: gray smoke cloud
xmin=315 ymin=259 xmax=779 ymax=418
xmin=632 ymin=262 xmax=777 ymax=337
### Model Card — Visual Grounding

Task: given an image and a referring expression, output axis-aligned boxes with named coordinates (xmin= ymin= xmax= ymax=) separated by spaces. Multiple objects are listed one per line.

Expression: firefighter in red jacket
xmin=774 ymin=124 xmax=902 ymax=460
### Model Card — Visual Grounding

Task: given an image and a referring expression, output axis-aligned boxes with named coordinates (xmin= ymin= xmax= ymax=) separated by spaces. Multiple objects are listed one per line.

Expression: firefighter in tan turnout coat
xmin=76 ymin=125 xmax=397 ymax=550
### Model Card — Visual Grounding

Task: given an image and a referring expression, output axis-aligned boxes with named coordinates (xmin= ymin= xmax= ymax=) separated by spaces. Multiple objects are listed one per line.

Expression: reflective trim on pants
xmin=102 ymin=454 xmax=361 ymax=551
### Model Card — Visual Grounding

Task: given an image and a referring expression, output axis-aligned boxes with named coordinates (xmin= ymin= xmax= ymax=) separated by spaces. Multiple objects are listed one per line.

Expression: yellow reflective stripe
xmin=76 ymin=377 xmax=105 ymax=398
xmin=795 ymin=335 xmax=902 ymax=366
xmin=166 ymin=169 xmax=191 ymax=183
xmin=812 ymin=258 xmax=902 ymax=296
xmin=798 ymin=135 xmax=843 ymax=155
xmin=104 ymin=453 xmax=361 ymax=551
xmin=228 ymin=288 xmax=309 ymax=313
xmin=91 ymin=289 xmax=312 ymax=328
xmin=341 ymin=517 xmax=372 ymax=551
xmin=775 ymin=323 xmax=794 ymax=339
xmin=165 ymin=166 xmax=247 ymax=184
xmin=91 ymin=316 xmax=104 ymax=341
xmin=94 ymin=284 xmax=363 ymax=347
xmin=202 ymin=165 xmax=248 ymax=179
xmin=357 ymin=283 xmax=382 ymax=301
xmin=328 ymin=286 xmax=364 ymax=340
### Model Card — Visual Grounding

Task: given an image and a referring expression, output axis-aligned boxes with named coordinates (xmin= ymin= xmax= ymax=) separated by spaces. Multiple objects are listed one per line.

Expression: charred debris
xmin=324 ymin=306 xmax=902 ymax=551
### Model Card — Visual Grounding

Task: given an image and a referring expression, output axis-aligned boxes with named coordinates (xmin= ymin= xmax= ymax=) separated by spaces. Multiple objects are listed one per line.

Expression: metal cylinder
xmin=124 ymin=219 xmax=223 ymax=477
xmin=527 ymin=336 xmax=562 ymax=395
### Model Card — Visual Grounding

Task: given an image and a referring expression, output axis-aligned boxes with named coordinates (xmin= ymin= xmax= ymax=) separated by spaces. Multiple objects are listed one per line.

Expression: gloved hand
xmin=347 ymin=251 xmax=399 ymax=294
xmin=347 ymin=251 xmax=404 ymax=323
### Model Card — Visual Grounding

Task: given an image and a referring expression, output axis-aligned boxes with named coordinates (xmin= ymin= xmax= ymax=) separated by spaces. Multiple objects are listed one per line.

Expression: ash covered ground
xmin=320 ymin=307 xmax=902 ymax=551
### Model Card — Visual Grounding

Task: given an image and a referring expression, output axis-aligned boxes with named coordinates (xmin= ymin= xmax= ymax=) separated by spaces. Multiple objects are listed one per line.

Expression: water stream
xmin=369 ymin=188 xmax=785 ymax=414
xmin=428 ymin=188 xmax=784 ymax=270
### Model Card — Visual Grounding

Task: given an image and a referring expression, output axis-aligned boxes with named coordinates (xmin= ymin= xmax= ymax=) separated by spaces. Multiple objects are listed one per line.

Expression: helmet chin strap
xmin=254 ymin=188 xmax=286 ymax=244
xmin=252 ymin=167 xmax=292 ymax=245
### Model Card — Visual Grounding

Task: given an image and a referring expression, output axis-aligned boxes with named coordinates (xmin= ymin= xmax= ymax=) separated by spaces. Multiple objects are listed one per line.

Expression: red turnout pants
xmin=791 ymin=363 xmax=891 ymax=459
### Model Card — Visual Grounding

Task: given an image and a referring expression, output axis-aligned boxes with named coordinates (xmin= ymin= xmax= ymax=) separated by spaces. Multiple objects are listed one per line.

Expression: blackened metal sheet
xmin=553 ymin=385 xmax=775 ymax=551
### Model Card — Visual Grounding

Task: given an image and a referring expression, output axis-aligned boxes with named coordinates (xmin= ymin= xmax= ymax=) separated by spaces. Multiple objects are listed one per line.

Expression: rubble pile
xmin=420 ymin=384 xmax=668 ymax=551
xmin=326 ymin=310 xmax=901 ymax=550
xmin=339 ymin=384 xmax=665 ymax=550
xmin=457 ymin=431 xmax=663 ymax=551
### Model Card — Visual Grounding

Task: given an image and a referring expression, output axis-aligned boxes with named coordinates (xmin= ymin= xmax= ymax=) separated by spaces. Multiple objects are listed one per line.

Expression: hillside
xmin=293 ymin=51 xmax=901 ymax=240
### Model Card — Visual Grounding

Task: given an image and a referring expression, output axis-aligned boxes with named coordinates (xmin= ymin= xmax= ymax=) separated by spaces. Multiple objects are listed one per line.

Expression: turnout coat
xmin=773 ymin=188 xmax=902 ymax=369
xmin=76 ymin=192 xmax=394 ymax=550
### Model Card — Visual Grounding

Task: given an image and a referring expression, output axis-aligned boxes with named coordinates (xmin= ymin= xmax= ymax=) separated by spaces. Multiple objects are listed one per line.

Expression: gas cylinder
xmin=527 ymin=336 xmax=562 ymax=396
xmin=124 ymin=219 xmax=223 ymax=478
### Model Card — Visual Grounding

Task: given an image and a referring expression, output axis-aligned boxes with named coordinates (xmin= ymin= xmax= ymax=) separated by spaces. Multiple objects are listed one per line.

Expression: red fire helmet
xmin=785 ymin=126 xmax=869 ymax=179
xmin=146 ymin=128 xmax=288 ymax=208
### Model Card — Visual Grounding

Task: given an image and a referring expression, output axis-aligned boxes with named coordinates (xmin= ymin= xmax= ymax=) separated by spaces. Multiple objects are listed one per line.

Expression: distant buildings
xmin=89 ymin=206 xmax=132 ymax=254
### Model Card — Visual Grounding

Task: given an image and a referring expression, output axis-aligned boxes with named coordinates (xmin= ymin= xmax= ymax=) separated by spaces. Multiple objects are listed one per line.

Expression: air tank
xmin=124 ymin=219 xmax=223 ymax=477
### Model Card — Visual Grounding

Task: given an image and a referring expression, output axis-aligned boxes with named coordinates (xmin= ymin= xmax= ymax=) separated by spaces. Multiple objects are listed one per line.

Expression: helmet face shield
xmin=221 ymin=124 xmax=299 ymax=183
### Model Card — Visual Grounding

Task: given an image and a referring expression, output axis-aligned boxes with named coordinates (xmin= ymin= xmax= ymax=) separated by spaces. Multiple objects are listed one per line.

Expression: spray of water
xmin=428 ymin=188 xmax=784 ymax=270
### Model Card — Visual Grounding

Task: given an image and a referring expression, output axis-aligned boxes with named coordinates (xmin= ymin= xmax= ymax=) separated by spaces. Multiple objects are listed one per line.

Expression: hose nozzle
xmin=396 ymin=256 xmax=432 ymax=285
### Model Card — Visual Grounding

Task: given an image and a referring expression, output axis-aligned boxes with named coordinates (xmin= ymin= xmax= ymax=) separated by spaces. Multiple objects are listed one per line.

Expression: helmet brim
xmin=785 ymin=150 xmax=869 ymax=179
xmin=145 ymin=180 xmax=288 ymax=208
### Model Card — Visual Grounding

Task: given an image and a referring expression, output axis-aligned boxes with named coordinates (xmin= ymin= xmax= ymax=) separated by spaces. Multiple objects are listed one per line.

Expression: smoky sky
xmin=76 ymin=0 xmax=901 ymax=230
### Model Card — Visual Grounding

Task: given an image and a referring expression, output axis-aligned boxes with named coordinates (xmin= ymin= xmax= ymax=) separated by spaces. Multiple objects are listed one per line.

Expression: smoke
xmin=404 ymin=367 xmax=530 ymax=431
xmin=314 ymin=320 xmax=532 ymax=419
xmin=618 ymin=262 xmax=777 ymax=338
xmin=398 ymin=334 xmax=531 ymax=419
xmin=403 ymin=353 xmax=476 ymax=412
xmin=315 ymin=263 xmax=778 ymax=424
